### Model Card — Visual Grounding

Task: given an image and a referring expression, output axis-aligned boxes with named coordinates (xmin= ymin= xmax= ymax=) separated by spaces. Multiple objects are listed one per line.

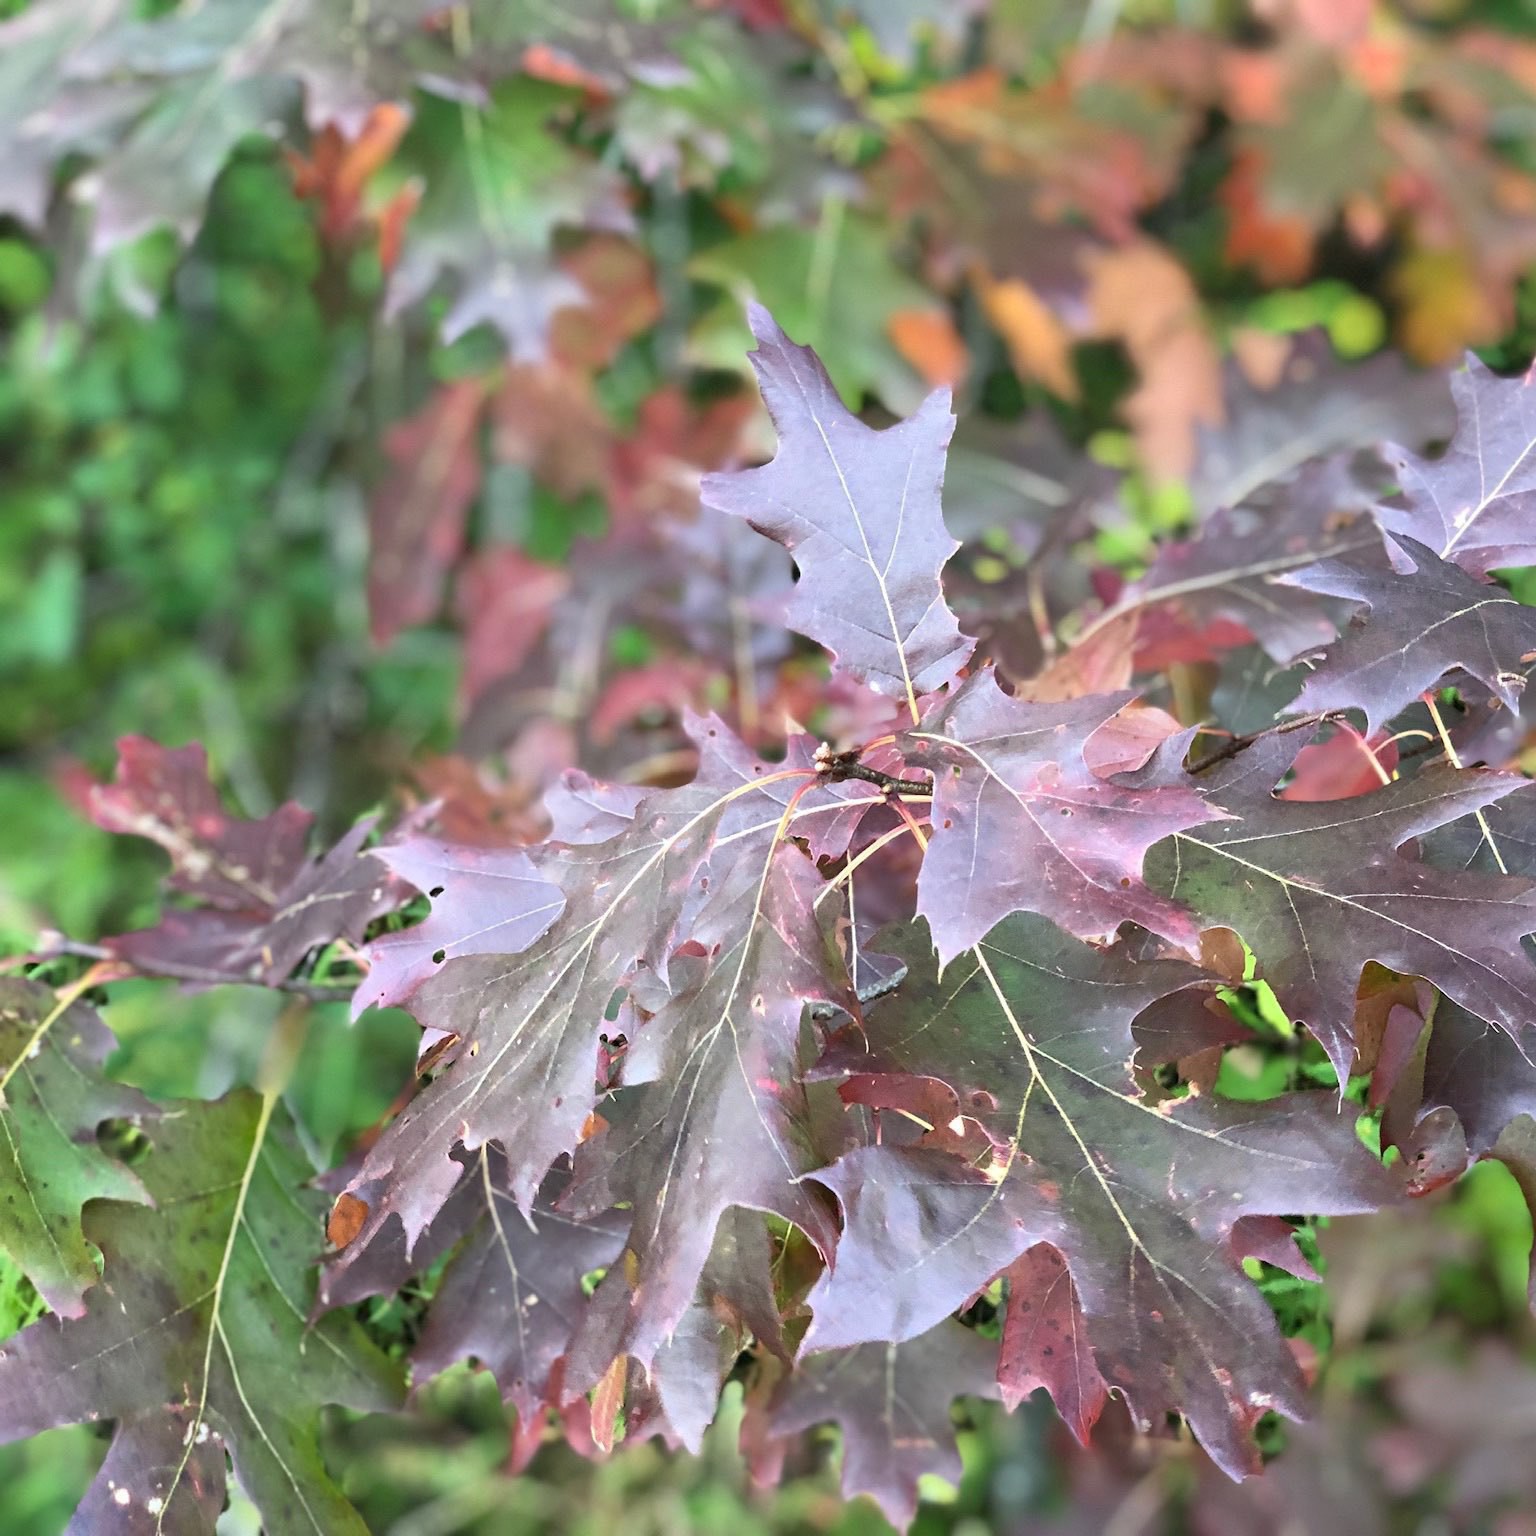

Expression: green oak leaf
xmin=0 ymin=1087 xmax=403 ymax=1535
xmin=0 ymin=978 xmax=154 ymax=1318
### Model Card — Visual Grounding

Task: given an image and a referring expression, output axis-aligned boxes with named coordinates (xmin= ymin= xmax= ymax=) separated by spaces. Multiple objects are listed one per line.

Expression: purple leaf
xmin=1382 ymin=354 xmax=1536 ymax=578
xmin=325 ymin=716 xmax=856 ymax=1280
xmin=775 ymin=1321 xmax=1000 ymax=1529
xmin=999 ymin=1244 xmax=1108 ymax=1438
xmin=543 ymin=771 xmax=647 ymax=844
xmin=1282 ymin=536 xmax=1536 ymax=733
xmin=906 ymin=669 xmax=1221 ymax=963
xmin=90 ymin=739 xmax=400 ymax=989
xmin=1126 ymin=491 xmax=1383 ymax=666
xmin=1146 ymin=746 xmax=1536 ymax=1077
xmin=805 ymin=915 xmax=1402 ymax=1477
xmin=560 ymin=842 xmax=851 ymax=1395
xmin=700 ymin=305 xmax=974 ymax=719
xmin=354 ymin=838 xmax=565 ymax=1016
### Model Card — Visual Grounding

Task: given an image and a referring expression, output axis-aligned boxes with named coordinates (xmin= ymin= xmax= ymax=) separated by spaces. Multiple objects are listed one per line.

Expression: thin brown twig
xmin=823 ymin=759 xmax=935 ymax=796
xmin=27 ymin=937 xmax=358 ymax=1003
xmin=1185 ymin=710 xmax=1353 ymax=776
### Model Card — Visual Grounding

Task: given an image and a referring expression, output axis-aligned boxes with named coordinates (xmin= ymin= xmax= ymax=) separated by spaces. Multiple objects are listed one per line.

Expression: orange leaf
xmin=972 ymin=272 xmax=1078 ymax=399
xmin=377 ymin=181 xmax=421 ymax=277
xmin=1230 ymin=327 xmax=1293 ymax=390
xmin=1219 ymin=149 xmax=1315 ymax=285
xmin=887 ymin=308 xmax=969 ymax=388
xmin=589 ymin=1354 xmax=628 ymax=1454
xmin=1086 ymin=242 xmax=1223 ymax=481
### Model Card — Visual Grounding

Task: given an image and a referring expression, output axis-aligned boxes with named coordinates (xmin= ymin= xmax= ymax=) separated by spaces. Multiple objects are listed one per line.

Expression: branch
xmin=814 ymin=742 xmax=934 ymax=797
xmin=27 ymin=937 xmax=360 ymax=1003
xmin=1186 ymin=710 xmax=1352 ymax=776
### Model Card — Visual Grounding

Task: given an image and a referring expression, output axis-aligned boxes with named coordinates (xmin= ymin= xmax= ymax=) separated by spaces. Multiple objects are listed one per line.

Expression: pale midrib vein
xmin=795 ymin=379 xmax=920 ymax=723
xmin=0 ymin=1101 xmax=71 ymax=1283
xmin=156 ymin=1091 xmax=277 ymax=1535
xmin=367 ymin=771 xmax=827 ymax=1204
xmin=1441 ymin=402 xmax=1536 ymax=561
xmin=969 ymin=949 xmax=1231 ymax=1317
xmin=651 ymin=797 xmax=812 ymax=1248
xmin=216 ymin=1313 xmax=324 ymax=1534
xmin=481 ymin=1148 xmax=530 ymax=1368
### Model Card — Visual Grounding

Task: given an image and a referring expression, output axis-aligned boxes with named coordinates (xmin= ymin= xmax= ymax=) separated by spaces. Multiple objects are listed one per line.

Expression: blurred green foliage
xmin=0 ymin=152 xmax=462 ymax=951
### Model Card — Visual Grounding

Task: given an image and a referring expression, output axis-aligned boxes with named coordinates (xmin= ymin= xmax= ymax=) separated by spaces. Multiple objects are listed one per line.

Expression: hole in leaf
xmin=96 ymin=1118 xmax=152 ymax=1166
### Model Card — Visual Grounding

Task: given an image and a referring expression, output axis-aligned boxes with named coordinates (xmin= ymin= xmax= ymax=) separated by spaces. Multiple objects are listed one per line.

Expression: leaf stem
xmin=26 ymin=938 xmax=358 ymax=1003
xmin=1422 ymin=692 xmax=1510 ymax=874
xmin=0 ymin=970 xmax=105 ymax=1101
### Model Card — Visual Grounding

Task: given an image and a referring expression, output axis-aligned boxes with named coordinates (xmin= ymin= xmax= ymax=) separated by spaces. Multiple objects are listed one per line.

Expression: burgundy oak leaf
xmin=455 ymin=546 xmax=568 ymax=710
xmin=641 ymin=1209 xmax=787 ymax=1452
xmin=325 ymin=717 xmax=859 ymax=1279
xmin=804 ymin=915 xmax=1403 ymax=1477
xmin=90 ymin=737 xmax=313 ymax=910
xmin=1422 ymin=779 xmax=1536 ymax=878
xmin=561 ymin=841 xmax=851 ymax=1395
xmin=104 ymin=818 xmax=396 ymax=990
xmin=999 ymin=1244 xmax=1108 ymax=1439
xmin=353 ymin=838 xmax=566 ymax=1016
xmin=322 ymin=1147 xmax=624 ymax=1434
xmin=1281 ymin=536 xmax=1536 ymax=733
xmin=1381 ymin=354 xmax=1536 ymax=579
xmin=906 ymin=669 xmax=1221 ymax=963
xmin=543 ymin=771 xmax=648 ymax=844
xmin=1146 ymin=745 xmax=1536 ymax=1077
xmin=1187 ymin=334 xmax=1453 ymax=520
xmin=773 ymin=1321 xmax=1000 ymax=1529
xmin=700 ymin=305 xmax=974 ymax=720
xmin=1123 ymin=493 xmax=1383 ymax=666
xmin=90 ymin=738 xmax=399 ymax=989
xmin=1418 ymin=997 xmax=1536 ymax=1169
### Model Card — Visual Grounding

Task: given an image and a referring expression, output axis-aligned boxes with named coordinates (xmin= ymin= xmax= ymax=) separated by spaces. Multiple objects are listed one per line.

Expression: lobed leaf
xmin=1382 ymin=355 xmax=1536 ymax=579
xmin=1282 ymin=535 xmax=1536 ymax=733
xmin=90 ymin=738 xmax=399 ymax=990
xmin=905 ymin=670 xmax=1221 ymax=964
xmin=700 ymin=306 xmax=974 ymax=720
xmin=773 ymin=1320 xmax=1000 ymax=1528
xmin=803 ymin=915 xmax=1403 ymax=1476
xmin=354 ymin=838 xmax=565 ymax=1017
xmin=1146 ymin=745 xmax=1536 ymax=1077
xmin=327 ymin=715 xmax=874 ymax=1279
xmin=561 ymin=840 xmax=850 ymax=1395
xmin=0 ymin=1089 xmax=403 ymax=1534
xmin=0 ymin=980 xmax=153 ymax=1318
